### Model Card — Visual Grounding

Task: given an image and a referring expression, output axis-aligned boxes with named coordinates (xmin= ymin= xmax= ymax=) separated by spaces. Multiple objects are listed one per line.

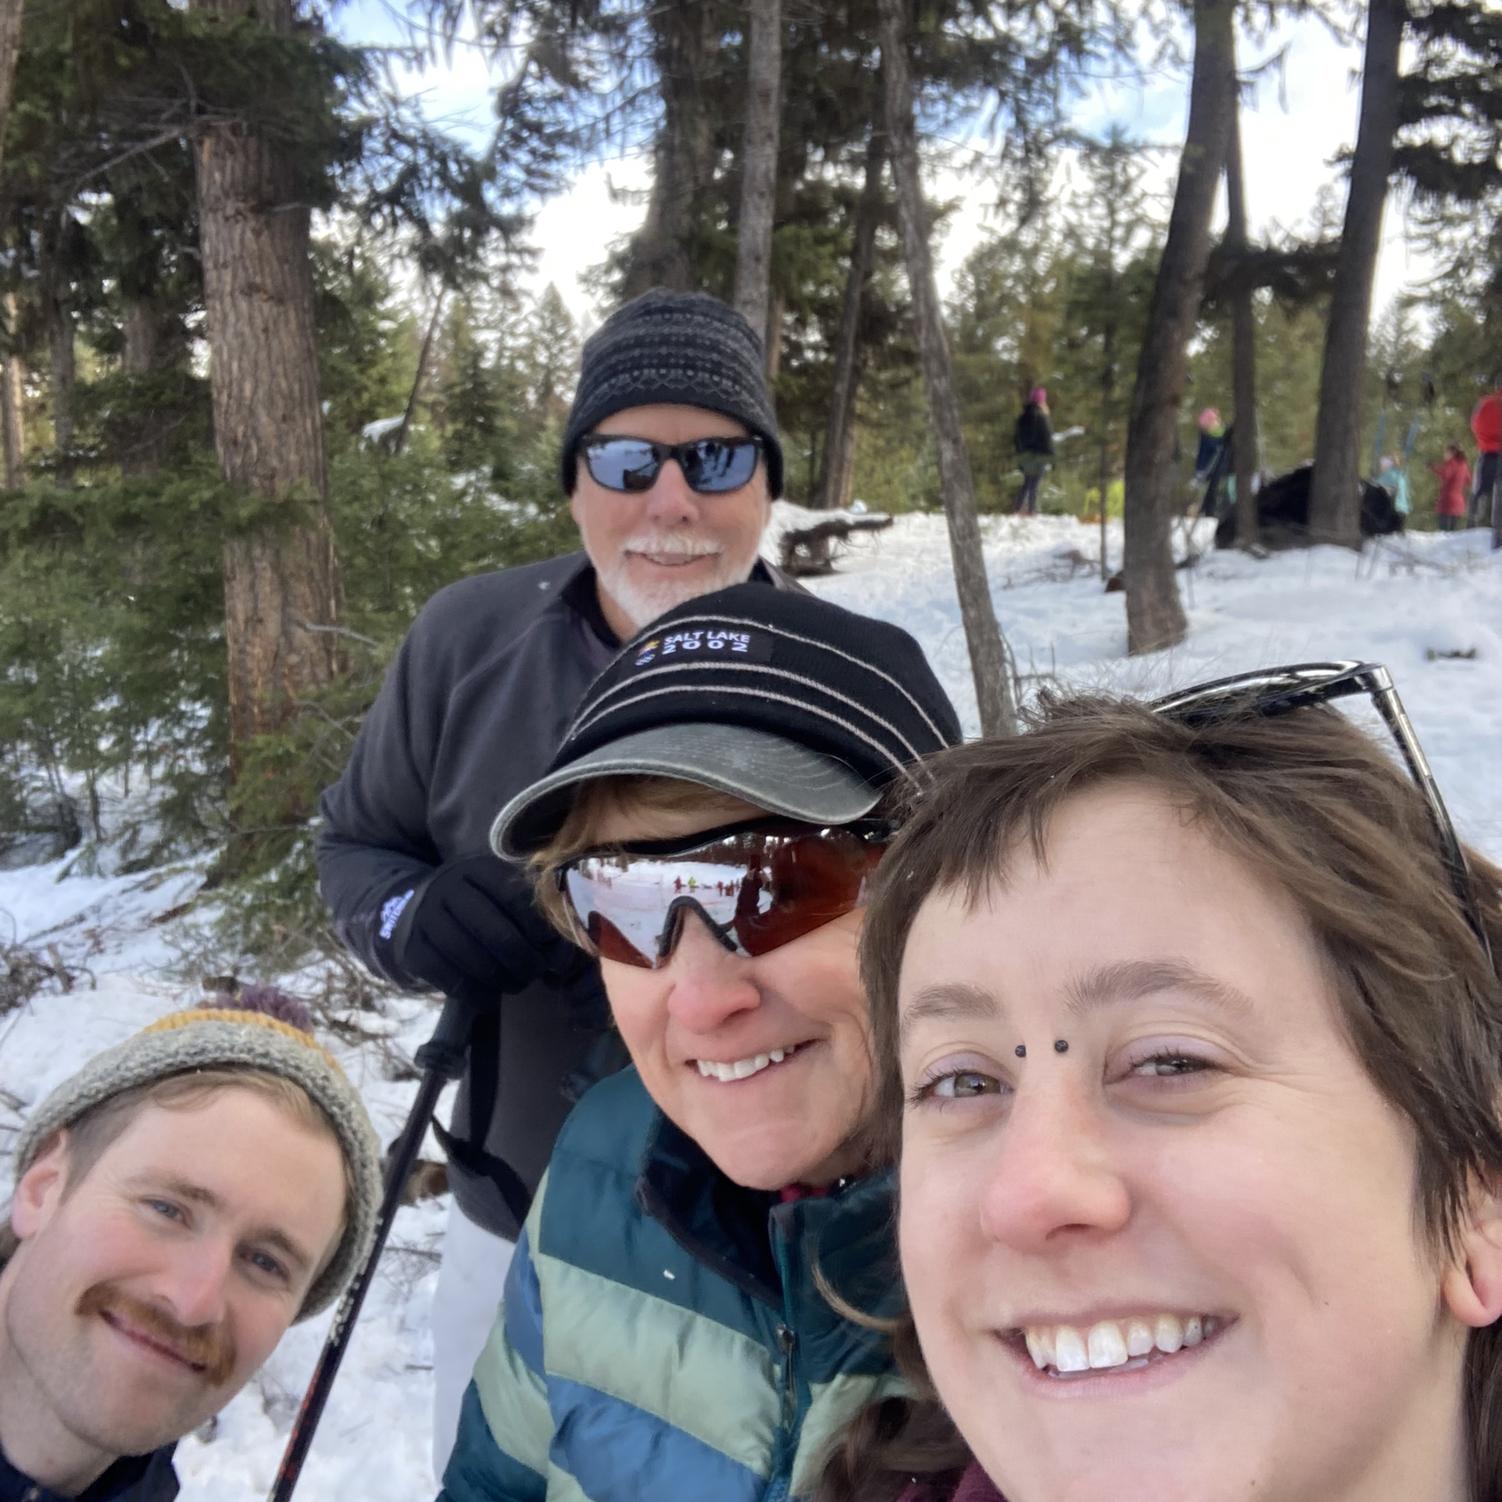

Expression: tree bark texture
xmin=879 ymin=0 xmax=1015 ymax=735
xmin=192 ymin=0 xmax=342 ymax=775
xmin=121 ymin=297 xmax=189 ymax=476
xmin=48 ymin=297 xmax=75 ymax=486
xmin=1 ymin=291 xmax=23 ymax=488
xmin=1095 ymin=170 xmax=1122 ymax=582
xmin=816 ymin=128 xmax=885 ymax=512
xmin=1306 ymin=0 xmax=1405 ymax=549
xmin=733 ymin=0 xmax=780 ymax=353
xmin=1122 ymin=0 xmax=1235 ymax=656
xmin=624 ymin=0 xmax=720 ymax=298
xmin=0 ymin=0 xmax=21 ymax=174
xmin=0 ymin=0 xmax=23 ymax=489
xmin=1226 ymin=86 xmax=1260 ymax=550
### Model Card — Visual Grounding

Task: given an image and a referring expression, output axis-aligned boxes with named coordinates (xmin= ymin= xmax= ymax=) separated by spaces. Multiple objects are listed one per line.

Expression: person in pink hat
xmin=1011 ymin=387 xmax=1053 ymax=515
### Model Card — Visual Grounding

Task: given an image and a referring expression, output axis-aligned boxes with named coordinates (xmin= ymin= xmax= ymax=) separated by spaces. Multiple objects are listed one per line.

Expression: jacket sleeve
xmin=436 ymin=1221 xmax=553 ymax=1502
xmin=316 ymin=608 xmax=448 ymax=988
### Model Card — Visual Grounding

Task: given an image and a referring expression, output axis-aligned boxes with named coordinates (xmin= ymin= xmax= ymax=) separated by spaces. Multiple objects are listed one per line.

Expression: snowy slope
xmin=1 ymin=511 xmax=1499 ymax=1500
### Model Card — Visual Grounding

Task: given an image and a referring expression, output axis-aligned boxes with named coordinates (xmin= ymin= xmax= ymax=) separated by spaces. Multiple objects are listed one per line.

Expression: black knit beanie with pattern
xmin=559 ymin=288 xmax=784 ymax=499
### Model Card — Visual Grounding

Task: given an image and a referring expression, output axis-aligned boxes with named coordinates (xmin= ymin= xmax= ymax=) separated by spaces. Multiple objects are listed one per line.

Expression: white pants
xmin=431 ymin=1201 xmax=516 ymax=1482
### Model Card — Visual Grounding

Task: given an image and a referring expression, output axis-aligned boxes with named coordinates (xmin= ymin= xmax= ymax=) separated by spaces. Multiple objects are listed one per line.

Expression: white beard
xmin=597 ymin=535 xmax=756 ymax=633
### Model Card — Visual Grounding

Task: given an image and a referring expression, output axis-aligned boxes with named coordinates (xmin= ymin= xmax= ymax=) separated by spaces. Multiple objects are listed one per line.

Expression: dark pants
xmin=1013 ymin=470 xmax=1043 ymax=514
xmin=1472 ymin=451 xmax=1499 ymax=527
xmin=1438 ymin=515 xmax=1460 ymax=532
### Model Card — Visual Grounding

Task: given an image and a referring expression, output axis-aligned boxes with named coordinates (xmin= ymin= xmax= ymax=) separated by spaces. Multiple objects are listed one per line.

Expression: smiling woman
xmin=437 ymin=581 xmax=962 ymax=1502
xmin=816 ymin=683 xmax=1502 ymax=1502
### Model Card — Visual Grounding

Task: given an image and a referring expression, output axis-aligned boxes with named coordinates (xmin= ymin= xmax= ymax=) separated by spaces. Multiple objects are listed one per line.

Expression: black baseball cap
xmin=491 ymin=584 xmax=961 ymax=857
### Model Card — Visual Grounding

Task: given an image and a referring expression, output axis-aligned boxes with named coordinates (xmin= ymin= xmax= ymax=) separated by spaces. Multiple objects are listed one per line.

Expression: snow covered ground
xmin=2 ymin=510 xmax=1499 ymax=1500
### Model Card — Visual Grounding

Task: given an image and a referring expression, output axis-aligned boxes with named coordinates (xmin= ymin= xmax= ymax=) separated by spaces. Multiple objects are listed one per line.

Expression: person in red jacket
xmin=1469 ymin=378 xmax=1501 ymax=526
xmin=1431 ymin=444 xmax=1472 ymax=531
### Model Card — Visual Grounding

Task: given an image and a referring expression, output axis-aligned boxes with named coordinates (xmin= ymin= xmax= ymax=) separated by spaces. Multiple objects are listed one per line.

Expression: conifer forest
xmin=0 ymin=0 xmax=1499 ymax=974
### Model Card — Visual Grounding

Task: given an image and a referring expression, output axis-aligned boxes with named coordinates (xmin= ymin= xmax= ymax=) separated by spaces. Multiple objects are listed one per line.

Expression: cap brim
xmin=491 ymin=723 xmax=878 ymax=858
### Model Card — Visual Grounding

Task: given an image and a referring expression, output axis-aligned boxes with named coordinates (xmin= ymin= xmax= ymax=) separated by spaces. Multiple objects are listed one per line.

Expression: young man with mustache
xmin=315 ymin=287 xmax=803 ymax=1474
xmin=0 ymin=991 xmax=382 ymax=1501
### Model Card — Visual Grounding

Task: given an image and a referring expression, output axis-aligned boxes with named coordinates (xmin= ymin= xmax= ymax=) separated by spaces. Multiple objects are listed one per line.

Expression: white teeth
xmin=1024 ymin=1327 xmax=1054 ymax=1370
xmin=1053 ymin=1326 xmax=1089 ymax=1373
xmin=1020 ymin=1312 xmax=1216 ymax=1375
xmin=1087 ymin=1322 xmax=1128 ymax=1369
xmin=694 ymin=1046 xmax=796 ymax=1082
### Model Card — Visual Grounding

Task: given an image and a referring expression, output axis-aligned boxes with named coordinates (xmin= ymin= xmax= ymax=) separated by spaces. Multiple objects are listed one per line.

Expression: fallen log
xmin=778 ymin=513 xmax=894 ymax=576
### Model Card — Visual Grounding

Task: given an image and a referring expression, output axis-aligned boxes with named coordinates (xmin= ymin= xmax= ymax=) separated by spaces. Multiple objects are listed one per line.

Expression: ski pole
xmin=267 ymin=989 xmax=480 ymax=1502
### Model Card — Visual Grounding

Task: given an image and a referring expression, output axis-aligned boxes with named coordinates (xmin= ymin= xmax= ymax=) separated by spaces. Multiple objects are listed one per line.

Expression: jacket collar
xmin=0 ymin=1442 xmax=179 ymax=1502
xmin=635 ymin=1111 xmax=895 ymax=1320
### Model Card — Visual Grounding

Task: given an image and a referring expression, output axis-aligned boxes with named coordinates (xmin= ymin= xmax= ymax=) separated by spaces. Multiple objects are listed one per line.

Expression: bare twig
xmin=295 ymin=620 xmax=383 ymax=650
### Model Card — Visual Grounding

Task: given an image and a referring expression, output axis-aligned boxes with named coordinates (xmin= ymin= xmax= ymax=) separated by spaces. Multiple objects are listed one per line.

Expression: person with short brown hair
xmin=820 ymin=673 xmax=1502 ymax=1502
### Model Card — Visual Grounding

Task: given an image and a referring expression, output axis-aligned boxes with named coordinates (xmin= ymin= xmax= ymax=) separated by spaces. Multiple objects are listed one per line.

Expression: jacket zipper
xmin=776 ymin=1322 xmax=798 ymax=1427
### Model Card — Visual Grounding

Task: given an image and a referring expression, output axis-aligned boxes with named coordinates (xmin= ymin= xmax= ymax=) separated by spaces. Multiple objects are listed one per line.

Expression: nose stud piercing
xmin=1014 ymin=1044 xmax=1026 ymax=1058
xmin=1053 ymin=1039 xmax=1069 ymax=1053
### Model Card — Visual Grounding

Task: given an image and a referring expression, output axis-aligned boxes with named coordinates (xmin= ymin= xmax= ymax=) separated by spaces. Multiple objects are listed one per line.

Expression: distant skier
xmin=1193 ymin=407 xmax=1227 ymax=484
xmin=1469 ymin=376 xmax=1500 ymax=527
xmin=1430 ymin=444 xmax=1471 ymax=532
xmin=1012 ymin=387 xmax=1053 ymax=515
xmin=1375 ymin=454 xmax=1410 ymax=531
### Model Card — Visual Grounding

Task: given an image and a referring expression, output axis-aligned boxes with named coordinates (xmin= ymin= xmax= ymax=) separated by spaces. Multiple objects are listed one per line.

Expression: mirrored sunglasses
xmin=555 ymin=817 xmax=892 ymax=970
xmin=579 ymin=434 xmax=764 ymax=495
xmin=1153 ymin=660 xmax=1494 ymax=975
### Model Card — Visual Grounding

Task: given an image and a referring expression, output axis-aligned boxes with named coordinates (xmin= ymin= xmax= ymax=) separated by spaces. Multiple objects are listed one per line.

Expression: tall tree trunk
xmin=764 ymin=287 xmax=785 ymax=383
xmin=48 ymin=295 xmax=75 ymax=486
xmin=1098 ymin=317 xmax=1115 ymax=582
xmin=1097 ymin=171 xmax=1121 ymax=582
xmin=191 ymin=0 xmax=341 ymax=786
xmin=879 ymin=0 xmax=1015 ymax=735
xmin=1226 ymin=76 xmax=1260 ymax=550
xmin=624 ymin=0 xmax=720 ymax=298
xmin=393 ymin=289 xmax=445 ymax=457
xmin=816 ymin=128 xmax=885 ymax=512
xmin=1 ymin=291 xmax=22 ymax=488
xmin=733 ymin=0 xmax=780 ymax=351
xmin=0 ymin=0 xmax=23 ymax=490
xmin=1122 ymin=0 xmax=1235 ymax=655
xmin=0 ymin=0 xmax=21 ymax=171
xmin=1306 ymin=0 xmax=1405 ymax=548
xmin=120 ymin=296 xmax=187 ymax=477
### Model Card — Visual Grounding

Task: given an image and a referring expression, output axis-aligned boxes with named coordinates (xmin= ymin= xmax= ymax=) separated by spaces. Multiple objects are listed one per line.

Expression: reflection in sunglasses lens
xmin=560 ymin=825 xmax=887 ymax=969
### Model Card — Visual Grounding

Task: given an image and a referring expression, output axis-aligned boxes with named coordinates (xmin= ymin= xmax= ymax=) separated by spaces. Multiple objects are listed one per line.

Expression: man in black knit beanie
xmin=315 ymin=287 xmax=801 ymax=1478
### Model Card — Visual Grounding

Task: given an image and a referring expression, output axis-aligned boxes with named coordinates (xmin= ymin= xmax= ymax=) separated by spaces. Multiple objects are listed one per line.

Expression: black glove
xmin=377 ymin=852 xmax=571 ymax=1000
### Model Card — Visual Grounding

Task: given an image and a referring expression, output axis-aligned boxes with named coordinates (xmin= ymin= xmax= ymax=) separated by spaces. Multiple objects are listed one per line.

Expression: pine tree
xmin=1306 ymin=0 xmax=1405 ymax=548
xmin=1122 ymin=0 xmax=1235 ymax=656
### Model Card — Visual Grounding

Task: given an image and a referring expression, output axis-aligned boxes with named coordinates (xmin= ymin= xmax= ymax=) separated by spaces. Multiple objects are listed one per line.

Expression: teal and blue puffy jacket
xmin=437 ymin=1068 xmax=900 ymax=1502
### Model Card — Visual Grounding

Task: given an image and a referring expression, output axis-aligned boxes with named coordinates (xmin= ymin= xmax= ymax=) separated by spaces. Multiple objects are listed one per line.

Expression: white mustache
xmin=622 ymin=535 xmax=724 ymax=559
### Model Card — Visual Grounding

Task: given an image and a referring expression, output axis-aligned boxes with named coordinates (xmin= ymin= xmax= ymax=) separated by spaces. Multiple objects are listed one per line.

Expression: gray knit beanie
xmin=12 ymin=990 xmax=383 ymax=1320
xmin=560 ymin=288 xmax=785 ymax=499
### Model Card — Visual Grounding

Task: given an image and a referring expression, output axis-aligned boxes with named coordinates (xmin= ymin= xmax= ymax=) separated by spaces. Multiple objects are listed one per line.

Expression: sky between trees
xmin=335 ymin=2 xmax=1433 ymax=330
